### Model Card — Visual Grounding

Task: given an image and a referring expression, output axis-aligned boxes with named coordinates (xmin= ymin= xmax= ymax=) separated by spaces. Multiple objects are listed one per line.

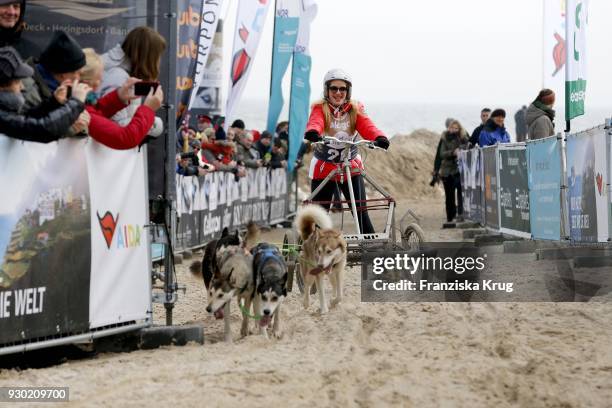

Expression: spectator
xmin=196 ymin=114 xmax=212 ymax=133
xmin=80 ymin=48 xmax=164 ymax=150
xmin=468 ymin=108 xmax=491 ymax=148
xmin=254 ymin=130 xmax=272 ymax=160
xmin=0 ymin=1 xmax=40 ymax=60
xmin=514 ymin=105 xmax=528 ymax=142
xmin=235 ymin=131 xmax=262 ymax=169
xmin=230 ymin=118 xmax=245 ymax=137
xmin=21 ymin=31 xmax=89 ymax=135
xmin=438 ymin=119 xmax=468 ymax=223
xmin=100 ymin=26 xmax=166 ymax=137
xmin=0 ymin=46 xmax=89 ymax=142
xmin=478 ymin=109 xmax=510 ymax=147
xmin=269 ymin=139 xmax=287 ymax=169
xmin=275 ymin=120 xmax=289 ymax=136
xmin=526 ymin=89 xmax=556 ymax=140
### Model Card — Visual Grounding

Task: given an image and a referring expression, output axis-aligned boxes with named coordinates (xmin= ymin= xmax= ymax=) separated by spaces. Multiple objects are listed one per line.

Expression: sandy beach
xmin=1 ymin=132 xmax=611 ymax=407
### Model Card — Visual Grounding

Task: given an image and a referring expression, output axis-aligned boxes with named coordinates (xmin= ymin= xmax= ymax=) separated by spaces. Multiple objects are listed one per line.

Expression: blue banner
xmin=288 ymin=52 xmax=312 ymax=172
xmin=528 ymin=137 xmax=562 ymax=240
xmin=266 ymin=16 xmax=299 ymax=133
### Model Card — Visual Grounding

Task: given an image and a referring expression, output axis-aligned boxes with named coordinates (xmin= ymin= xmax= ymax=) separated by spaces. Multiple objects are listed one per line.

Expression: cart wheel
xmin=401 ymin=223 xmax=425 ymax=251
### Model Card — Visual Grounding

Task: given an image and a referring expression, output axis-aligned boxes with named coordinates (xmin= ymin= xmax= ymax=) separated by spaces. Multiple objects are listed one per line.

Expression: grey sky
xmin=223 ymin=0 xmax=612 ymax=108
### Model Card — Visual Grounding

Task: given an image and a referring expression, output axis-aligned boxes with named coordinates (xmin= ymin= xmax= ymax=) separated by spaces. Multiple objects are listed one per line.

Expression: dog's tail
xmin=295 ymin=204 xmax=332 ymax=241
xmin=243 ymin=221 xmax=260 ymax=250
xmin=189 ymin=260 xmax=203 ymax=278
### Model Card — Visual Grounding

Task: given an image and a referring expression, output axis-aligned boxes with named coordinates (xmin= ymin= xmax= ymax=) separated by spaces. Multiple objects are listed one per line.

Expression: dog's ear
xmin=227 ymin=268 xmax=234 ymax=282
xmin=221 ymin=227 xmax=229 ymax=237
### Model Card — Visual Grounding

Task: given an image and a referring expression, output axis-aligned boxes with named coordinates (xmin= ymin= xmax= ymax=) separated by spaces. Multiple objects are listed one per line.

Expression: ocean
xmin=232 ymin=100 xmax=610 ymax=141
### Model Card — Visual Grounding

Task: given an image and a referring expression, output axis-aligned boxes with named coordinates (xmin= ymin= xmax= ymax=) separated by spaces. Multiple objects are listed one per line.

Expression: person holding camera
xmin=79 ymin=48 xmax=164 ymax=150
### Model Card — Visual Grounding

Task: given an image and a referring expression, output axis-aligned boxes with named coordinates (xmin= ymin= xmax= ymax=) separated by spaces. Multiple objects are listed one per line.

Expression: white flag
xmin=565 ymin=0 xmax=589 ymax=121
xmin=542 ymin=0 xmax=565 ymax=98
xmin=225 ymin=0 xmax=272 ymax=129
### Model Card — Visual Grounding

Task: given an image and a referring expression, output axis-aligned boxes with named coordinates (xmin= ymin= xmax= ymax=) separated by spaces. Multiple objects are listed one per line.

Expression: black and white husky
xmin=251 ymin=243 xmax=287 ymax=339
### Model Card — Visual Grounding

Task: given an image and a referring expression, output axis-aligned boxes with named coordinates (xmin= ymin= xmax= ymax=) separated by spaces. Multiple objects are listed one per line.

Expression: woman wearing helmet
xmin=304 ymin=68 xmax=390 ymax=234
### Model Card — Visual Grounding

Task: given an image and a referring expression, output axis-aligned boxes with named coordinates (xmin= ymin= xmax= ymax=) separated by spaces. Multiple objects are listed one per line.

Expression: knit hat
xmin=260 ymin=130 xmax=272 ymax=139
xmin=0 ymin=46 xmax=33 ymax=83
xmin=39 ymin=31 xmax=86 ymax=74
xmin=536 ymin=89 xmax=555 ymax=106
xmin=231 ymin=119 xmax=245 ymax=129
xmin=0 ymin=0 xmax=22 ymax=6
xmin=491 ymin=109 xmax=506 ymax=118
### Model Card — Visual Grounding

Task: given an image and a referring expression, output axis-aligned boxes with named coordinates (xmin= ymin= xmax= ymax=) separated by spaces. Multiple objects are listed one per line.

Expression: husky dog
xmin=295 ymin=205 xmax=347 ymax=314
xmin=190 ymin=223 xmax=260 ymax=342
xmin=251 ymin=243 xmax=287 ymax=339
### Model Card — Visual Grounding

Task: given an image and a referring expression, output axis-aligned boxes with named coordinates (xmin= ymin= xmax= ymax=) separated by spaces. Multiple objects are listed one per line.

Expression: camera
xmin=230 ymin=167 xmax=240 ymax=182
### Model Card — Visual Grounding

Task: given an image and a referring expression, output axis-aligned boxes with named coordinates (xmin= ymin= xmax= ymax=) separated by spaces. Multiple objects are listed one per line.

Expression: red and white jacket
xmin=305 ymin=101 xmax=384 ymax=180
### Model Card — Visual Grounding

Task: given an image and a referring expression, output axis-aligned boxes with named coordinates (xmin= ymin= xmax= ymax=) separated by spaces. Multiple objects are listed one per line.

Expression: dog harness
xmin=252 ymin=244 xmax=286 ymax=279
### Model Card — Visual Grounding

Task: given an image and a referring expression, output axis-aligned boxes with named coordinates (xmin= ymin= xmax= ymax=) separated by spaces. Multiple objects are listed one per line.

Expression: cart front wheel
xmin=401 ymin=223 xmax=425 ymax=251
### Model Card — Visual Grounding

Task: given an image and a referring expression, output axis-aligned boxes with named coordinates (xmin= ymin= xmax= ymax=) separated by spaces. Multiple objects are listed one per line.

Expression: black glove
xmin=373 ymin=136 xmax=389 ymax=150
xmin=304 ymin=130 xmax=321 ymax=143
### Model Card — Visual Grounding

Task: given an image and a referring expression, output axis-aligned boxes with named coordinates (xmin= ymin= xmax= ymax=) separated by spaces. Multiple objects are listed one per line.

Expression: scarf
xmin=533 ymin=100 xmax=556 ymax=124
xmin=0 ymin=91 xmax=25 ymax=113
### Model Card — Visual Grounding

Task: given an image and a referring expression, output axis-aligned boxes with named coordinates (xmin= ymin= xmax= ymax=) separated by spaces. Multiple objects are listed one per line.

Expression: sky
xmin=221 ymin=0 xmax=612 ymax=108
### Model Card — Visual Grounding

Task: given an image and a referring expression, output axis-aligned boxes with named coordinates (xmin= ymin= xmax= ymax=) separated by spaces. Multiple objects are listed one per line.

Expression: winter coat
xmin=100 ymin=44 xmax=139 ymax=126
xmin=469 ymin=123 xmax=485 ymax=148
xmin=201 ymin=141 xmax=234 ymax=164
xmin=0 ymin=91 xmax=84 ymax=142
xmin=0 ymin=1 xmax=41 ymax=60
xmin=438 ymin=131 xmax=469 ymax=177
xmin=478 ymin=119 xmax=511 ymax=147
xmin=86 ymin=90 xmax=155 ymax=150
xmin=235 ymin=140 xmax=260 ymax=168
xmin=526 ymin=102 xmax=555 ymax=140
xmin=305 ymin=101 xmax=385 ymax=180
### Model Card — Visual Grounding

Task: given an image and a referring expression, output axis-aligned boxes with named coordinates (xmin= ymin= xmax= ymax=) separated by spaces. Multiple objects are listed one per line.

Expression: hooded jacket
xmin=478 ymin=119 xmax=511 ymax=147
xmin=0 ymin=90 xmax=84 ymax=142
xmin=0 ymin=1 xmax=41 ymax=60
xmin=100 ymin=44 xmax=139 ymax=126
xmin=526 ymin=102 xmax=555 ymax=140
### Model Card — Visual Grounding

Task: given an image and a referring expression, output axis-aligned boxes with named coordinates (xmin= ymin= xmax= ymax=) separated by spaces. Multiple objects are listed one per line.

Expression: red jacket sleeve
xmin=305 ymin=103 xmax=325 ymax=135
xmin=354 ymin=102 xmax=385 ymax=141
xmin=94 ymin=89 xmax=128 ymax=119
xmin=87 ymin=105 xmax=155 ymax=150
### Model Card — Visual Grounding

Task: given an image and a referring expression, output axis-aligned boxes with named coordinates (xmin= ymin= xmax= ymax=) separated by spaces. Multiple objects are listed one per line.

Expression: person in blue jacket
xmin=478 ymin=108 xmax=511 ymax=147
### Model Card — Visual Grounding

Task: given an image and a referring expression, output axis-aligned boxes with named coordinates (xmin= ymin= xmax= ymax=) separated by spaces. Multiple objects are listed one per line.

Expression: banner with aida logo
xmin=225 ymin=0 xmax=272 ymax=129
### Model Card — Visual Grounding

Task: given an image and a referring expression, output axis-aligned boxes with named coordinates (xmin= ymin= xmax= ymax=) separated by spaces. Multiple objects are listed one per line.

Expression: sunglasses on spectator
xmin=328 ymin=86 xmax=348 ymax=94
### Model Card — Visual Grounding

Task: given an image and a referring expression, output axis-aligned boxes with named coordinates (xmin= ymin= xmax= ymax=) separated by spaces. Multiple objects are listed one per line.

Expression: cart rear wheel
xmin=401 ymin=223 xmax=425 ymax=251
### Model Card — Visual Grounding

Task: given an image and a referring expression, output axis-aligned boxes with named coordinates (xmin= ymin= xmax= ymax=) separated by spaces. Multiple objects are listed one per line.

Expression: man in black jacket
xmin=0 ymin=1 xmax=40 ymax=60
xmin=0 ymin=46 xmax=89 ymax=142
xmin=468 ymin=108 xmax=491 ymax=148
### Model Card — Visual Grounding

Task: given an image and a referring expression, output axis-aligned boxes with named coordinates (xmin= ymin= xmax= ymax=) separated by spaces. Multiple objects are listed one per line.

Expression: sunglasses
xmin=328 ymin=86 xmax=348 ymax=94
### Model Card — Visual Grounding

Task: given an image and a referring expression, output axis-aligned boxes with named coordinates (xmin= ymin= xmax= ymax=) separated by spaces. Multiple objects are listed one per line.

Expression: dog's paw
xmin=240 ymin=326 xmax=249 ymax=337
xmin=320 ymin=306 xmax=329 ymax=315
xmin=331 ymin=298 xmax=342 ymax=308
xmin=303 ymin=299 xmax=310 ymax=310
xmin=273 ymin=330 xmax=283 ymax=340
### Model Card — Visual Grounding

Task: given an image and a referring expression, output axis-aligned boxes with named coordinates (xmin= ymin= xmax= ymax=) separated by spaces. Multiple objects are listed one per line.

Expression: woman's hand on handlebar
xmin=373 ymin=136 xmax=390 ymax=150
xmin=304 ymin=130 xmax=321 ymax=143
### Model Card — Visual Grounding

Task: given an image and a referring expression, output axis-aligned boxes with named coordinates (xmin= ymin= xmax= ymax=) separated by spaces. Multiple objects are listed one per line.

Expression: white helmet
xmin=323 ymin=68 xmax=352 ymax=100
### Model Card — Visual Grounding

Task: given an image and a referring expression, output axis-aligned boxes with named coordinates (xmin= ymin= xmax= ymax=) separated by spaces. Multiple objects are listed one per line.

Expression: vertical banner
xmin=566 ymin=128 xmax=609 ymax=242
xmin=190 ymin=21 xmax=224 ymax=116
xmin=288 ymin=0 xmax=317 ymax=172
xmin=176 ymin=0 xmax=207 ymax=124
xmin=225 ymin=0 xmax=272 ymax=128
xmin=0 ymin=139 xmax=91 ymax=345
xmin=459 ymin=149 xmax=484 ymax=225
xmin=543 ymin=0 xmax=566 ymax=98
xmin=498 ymin=146 xmax=531 ymax=238
xmin=266 ymin=0 xmax=300 ymax=133
xmin=187 ymin=1 xmax=224 ymax=111
xmin=528 ymin=136 xmax=562 ymax=240
xmin=565 ymin=0 xmax=589 ymax=121
xmin=482 ymin=146 xmax=500 ymax=230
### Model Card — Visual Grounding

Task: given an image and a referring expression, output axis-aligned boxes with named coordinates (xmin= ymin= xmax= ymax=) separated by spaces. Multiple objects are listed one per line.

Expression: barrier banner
xmin=482 ymin=146 xmax=500 ymax=230
xmin=0 ymin=136 xmax=150 ymax=346
xmin=459 ymin=149 xmax=484 ymax=224
xmin=566 ymin=127 xmax=609 ymax=242
xmin=528 ymin=136 xmax=563 ymax=240
xmin=175 ymin=167 xmax=290 ymax=250
xmin=498 ymin=146 xmax=531 ymax=237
